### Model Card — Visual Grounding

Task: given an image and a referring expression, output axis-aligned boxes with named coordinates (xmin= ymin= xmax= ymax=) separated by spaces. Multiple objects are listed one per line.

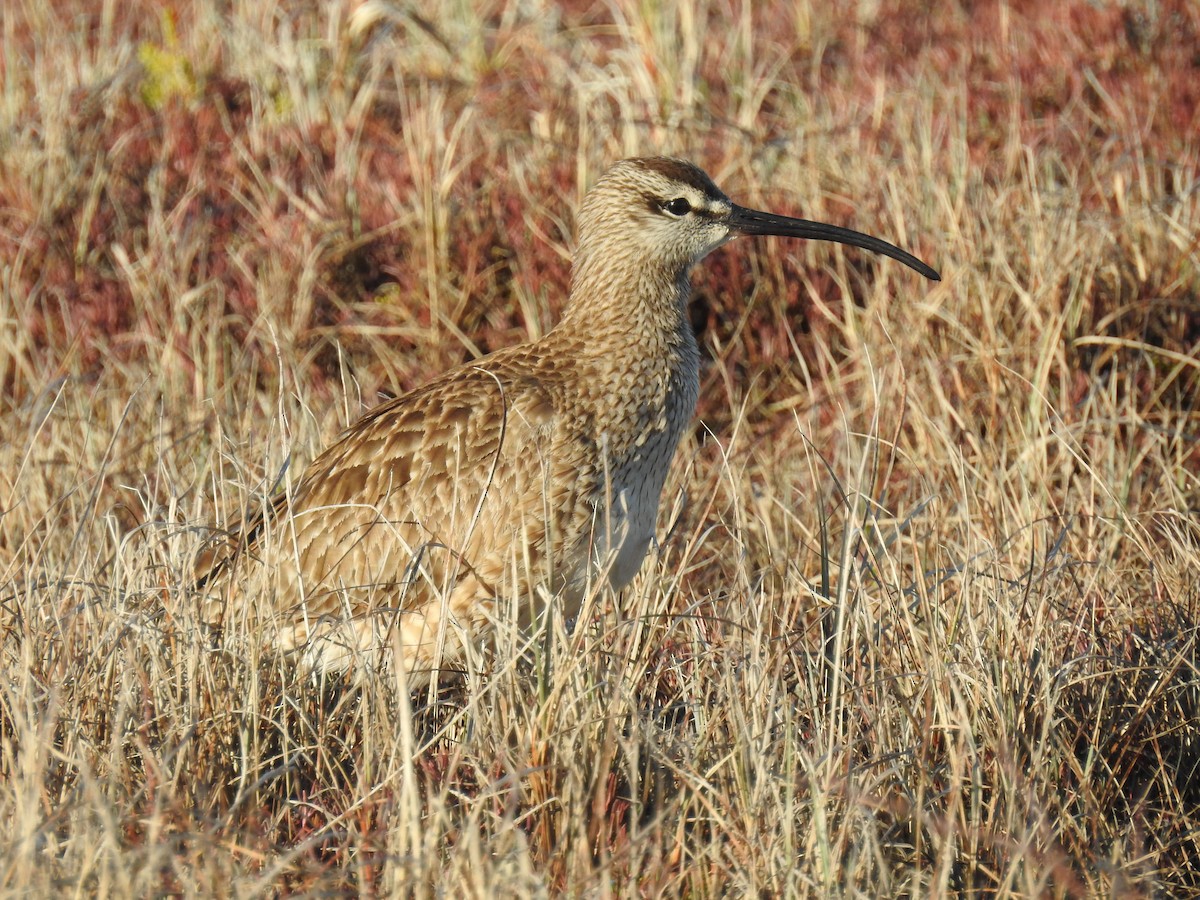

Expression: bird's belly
xmin=586 ymin=429 xmax=679 ymax=594
xmin=556 ymin=485 xmax=656 ymax=624
xmin=601 ymin=486 xmax=659 ymax=591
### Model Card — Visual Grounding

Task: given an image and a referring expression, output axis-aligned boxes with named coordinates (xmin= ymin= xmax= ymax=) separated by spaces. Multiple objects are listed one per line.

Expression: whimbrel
xmin=198 ymin=157 xmax=939 ymax=682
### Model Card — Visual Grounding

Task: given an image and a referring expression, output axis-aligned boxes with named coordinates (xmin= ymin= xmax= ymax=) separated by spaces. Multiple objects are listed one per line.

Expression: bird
xmin=196 ymin=157 xmax=940 ymax=684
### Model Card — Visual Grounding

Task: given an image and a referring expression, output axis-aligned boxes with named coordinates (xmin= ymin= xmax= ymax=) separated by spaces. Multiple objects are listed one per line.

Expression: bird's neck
xmin=553 ymin=263 xmax=697 ymax=374
xmin=545 ymin=263 xmax=701 ymax=457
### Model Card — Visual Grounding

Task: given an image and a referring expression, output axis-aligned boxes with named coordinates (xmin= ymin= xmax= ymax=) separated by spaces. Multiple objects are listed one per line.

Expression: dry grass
xmin=2 ymin=0 xmax=1199 ymax=895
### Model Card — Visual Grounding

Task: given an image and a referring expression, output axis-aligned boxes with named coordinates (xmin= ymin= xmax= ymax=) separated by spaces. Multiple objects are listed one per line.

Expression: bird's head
xmin=574 ymin=157 xmax=941 ymax=282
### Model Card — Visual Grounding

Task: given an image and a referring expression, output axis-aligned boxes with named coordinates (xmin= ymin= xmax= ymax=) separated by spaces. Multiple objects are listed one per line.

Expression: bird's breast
xmin=576 ymin=337 xmax=699 ymax=593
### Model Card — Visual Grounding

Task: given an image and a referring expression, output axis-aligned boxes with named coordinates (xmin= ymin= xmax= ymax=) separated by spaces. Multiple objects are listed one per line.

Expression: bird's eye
xmin=663 ymin=197 xmax=692 ymax=217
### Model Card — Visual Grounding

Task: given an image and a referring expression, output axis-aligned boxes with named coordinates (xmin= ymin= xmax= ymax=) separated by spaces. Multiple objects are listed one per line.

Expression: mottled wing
xmin=283 ymin=362 xmax=559 ymax=599
xmin=199 ymin=353 xmax=578 ymax=672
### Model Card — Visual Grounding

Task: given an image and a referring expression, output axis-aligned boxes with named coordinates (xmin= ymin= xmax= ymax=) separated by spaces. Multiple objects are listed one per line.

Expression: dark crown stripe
xmin=637 ymin=157 xmax=722 ymax=197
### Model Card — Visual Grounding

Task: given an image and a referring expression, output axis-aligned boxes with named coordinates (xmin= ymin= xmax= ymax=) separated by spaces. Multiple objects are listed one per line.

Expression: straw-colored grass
xmin=2 ymin=0 xmax=1198 ymax=894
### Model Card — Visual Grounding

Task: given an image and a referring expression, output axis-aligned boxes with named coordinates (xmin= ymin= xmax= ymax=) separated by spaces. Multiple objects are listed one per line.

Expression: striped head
xmin=572 ymin=156 xmax=940 ymax=284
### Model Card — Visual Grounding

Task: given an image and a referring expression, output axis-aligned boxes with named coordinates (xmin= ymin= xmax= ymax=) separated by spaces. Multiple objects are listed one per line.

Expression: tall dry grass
xmin=1 ymin=0 xmax=1198 ymax=895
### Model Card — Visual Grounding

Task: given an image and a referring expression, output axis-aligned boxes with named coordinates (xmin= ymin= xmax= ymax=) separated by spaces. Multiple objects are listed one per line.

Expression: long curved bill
xmin=728 ymin=205 xmax=941 ymax=281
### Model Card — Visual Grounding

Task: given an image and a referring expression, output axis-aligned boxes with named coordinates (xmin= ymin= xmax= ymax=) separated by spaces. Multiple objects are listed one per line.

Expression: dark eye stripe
xmin=642 ymin=194 xmax=722 ymax=219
